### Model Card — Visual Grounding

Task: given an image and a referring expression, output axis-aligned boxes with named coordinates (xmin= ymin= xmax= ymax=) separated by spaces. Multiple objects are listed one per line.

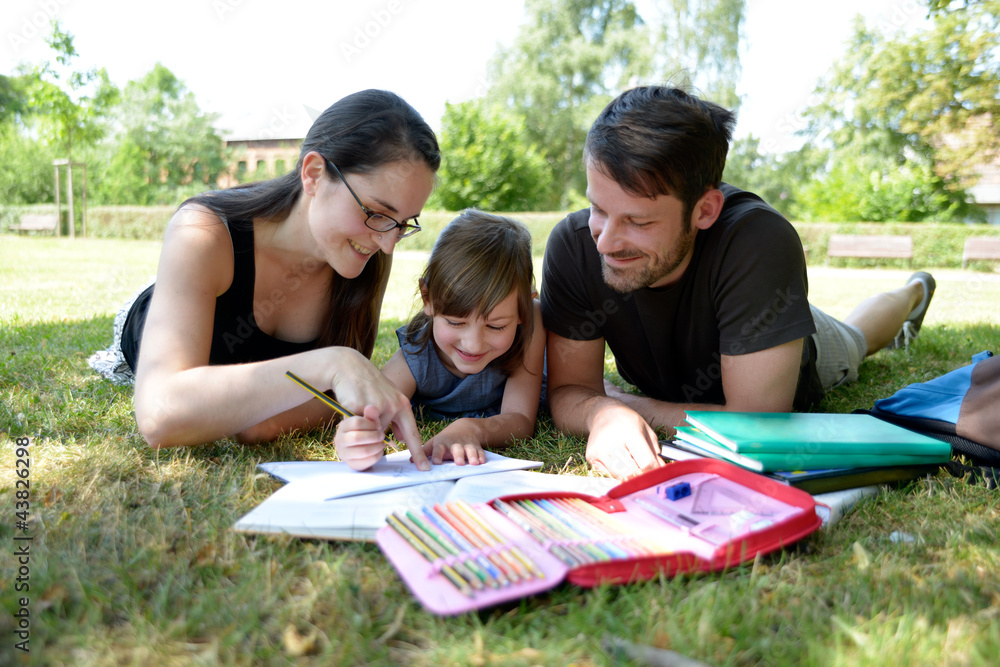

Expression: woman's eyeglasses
xmin=324 ymin=158 xmax=421 ymax=238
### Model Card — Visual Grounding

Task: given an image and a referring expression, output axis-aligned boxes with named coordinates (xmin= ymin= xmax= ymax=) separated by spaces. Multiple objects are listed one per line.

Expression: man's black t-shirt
xmin=541 ymin=184 xmax=822 ymax=409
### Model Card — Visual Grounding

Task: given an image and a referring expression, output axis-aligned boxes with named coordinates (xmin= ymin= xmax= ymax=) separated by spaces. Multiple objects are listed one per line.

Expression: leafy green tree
xmin=0 ymin=74 xmax=28 ymax=122
xmin=88 ymin=63 xmax=230 ymax=205
xmin=429 ymin=99 xmax=554 ymax=211
xmin=800 ymin=3 xmax=999 ymax=220
xmin=22 ymin=22 xmax=118 ymax=164
xmin=0 ymin=123 xmax=58 ymax=206
xmin=796 ymin=146 xmax=975 ymax=222
xmin=0 ymin=74 xmax=56 ymax=206
xmin=723 ymin=136 xmax=826 ymax=220
xmin=650 ymin=0 xmax=745 ymax=111
xmin=486 ymin=0 xmax=652 ymax=208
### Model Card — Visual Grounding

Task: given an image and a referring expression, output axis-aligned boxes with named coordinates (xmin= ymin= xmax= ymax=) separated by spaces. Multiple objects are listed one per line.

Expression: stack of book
xmin=666 ymin=411 xmax=952 ymax=494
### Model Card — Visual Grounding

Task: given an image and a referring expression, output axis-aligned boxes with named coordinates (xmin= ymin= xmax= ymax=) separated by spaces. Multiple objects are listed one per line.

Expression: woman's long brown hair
xmin=184 ymin=89 xmax=440 ymax=357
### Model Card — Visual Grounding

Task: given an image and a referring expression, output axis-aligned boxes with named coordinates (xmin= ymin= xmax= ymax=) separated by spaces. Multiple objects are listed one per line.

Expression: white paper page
xmin=233 ymin=479 xmax=458 ymax=542
xmin=258 ymin=449 xmax=542 ymax=501
xmin=446 ymin=470 xmax=619 ymax=505
xmin=659 ymin=442 xmax=705 ymax=462
xmin=812 ymin=485 xmax=881 ymax=528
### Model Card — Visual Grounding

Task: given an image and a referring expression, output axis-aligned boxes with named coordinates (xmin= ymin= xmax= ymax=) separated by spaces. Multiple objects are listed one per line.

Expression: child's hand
xmin=422 ymin=419 xmax=487 ymax=466
xmin=334 ymin=405 xmax=389 ymax=471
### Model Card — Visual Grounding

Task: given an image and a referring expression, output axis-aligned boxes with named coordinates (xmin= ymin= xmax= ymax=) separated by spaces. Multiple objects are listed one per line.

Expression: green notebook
xmin=673 ymin=425 xmax=949 ymax=473
xmin=683 ymin=411 xmax=953 ymax=458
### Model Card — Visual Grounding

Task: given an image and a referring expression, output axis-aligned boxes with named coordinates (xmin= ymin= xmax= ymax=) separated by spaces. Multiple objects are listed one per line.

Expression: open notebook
xmin=233 ymin=451 xmax=616 ymax=542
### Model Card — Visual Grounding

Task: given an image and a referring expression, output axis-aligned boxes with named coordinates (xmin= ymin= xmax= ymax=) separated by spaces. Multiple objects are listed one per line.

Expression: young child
xmin=335 ymin=209 xmax=546 ymax=470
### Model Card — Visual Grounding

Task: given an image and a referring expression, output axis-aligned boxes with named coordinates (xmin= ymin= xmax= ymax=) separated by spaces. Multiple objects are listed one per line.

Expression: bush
xmin=83 ymin=205 xmax=177 ymax=239
xmin=6 ymin=202 xmax=999 ymax=272
xmin=403 ymin=210 xmax=566 ymax=257
xmin=1 ymin=204 xmax=175 ymax=239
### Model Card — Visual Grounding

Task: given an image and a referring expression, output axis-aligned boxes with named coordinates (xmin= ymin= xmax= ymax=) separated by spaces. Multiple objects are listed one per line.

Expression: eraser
xmin=663 ymin=482 xmax=691 ymax=501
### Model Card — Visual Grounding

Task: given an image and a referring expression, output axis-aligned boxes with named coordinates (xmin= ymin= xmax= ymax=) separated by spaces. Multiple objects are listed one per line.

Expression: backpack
xmin=856 ymin=351 xmax=1000 ymax=486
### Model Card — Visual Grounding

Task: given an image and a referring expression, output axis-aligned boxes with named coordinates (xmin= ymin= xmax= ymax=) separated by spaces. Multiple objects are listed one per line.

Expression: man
xmin=541 ymin=86 xmax=935 ymax=480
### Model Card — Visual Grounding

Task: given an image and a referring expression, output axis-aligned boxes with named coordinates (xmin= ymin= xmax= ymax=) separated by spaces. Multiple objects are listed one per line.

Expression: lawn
xmin=1 ymin=234 xmax=999 ymax=666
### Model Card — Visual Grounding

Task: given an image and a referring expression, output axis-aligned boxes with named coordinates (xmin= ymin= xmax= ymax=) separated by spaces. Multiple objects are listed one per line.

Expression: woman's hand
xmin=329 ymin=348 xmax=430 ymax=470
xmin=334 ymin=406 xmax=392 ymax=471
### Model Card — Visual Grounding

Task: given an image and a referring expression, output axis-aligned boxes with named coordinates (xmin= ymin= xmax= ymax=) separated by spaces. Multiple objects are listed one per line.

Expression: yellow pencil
xmin=285 ymin=371 xmax=395 ymax=449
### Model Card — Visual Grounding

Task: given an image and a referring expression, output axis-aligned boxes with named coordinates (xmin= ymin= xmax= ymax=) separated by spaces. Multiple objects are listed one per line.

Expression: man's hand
xmin=585 ymin=401 xmax=665 ymax=479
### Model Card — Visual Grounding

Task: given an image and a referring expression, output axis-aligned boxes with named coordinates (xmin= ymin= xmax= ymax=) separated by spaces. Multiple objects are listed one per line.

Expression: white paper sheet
xmin=258 ymin=449 xmax=543 ymax=501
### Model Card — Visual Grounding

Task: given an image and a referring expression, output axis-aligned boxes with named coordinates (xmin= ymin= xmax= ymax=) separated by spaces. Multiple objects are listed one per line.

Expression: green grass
xmin=2 ymin=234 xmax=999 ymax=666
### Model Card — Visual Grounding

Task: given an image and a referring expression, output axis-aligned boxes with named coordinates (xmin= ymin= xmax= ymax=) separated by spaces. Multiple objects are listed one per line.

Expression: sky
xmin=2 ymin=0 xmax=930 ymax=154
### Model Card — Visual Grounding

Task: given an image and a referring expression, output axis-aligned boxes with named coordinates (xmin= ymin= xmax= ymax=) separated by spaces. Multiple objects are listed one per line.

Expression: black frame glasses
xmin=324 ymin=158 xmax=421 ymax=239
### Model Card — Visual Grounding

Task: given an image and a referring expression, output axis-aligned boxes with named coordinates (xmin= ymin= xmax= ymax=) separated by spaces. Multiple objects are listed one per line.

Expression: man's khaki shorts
xmin=809 ymin=304 xmax=868 ymax=390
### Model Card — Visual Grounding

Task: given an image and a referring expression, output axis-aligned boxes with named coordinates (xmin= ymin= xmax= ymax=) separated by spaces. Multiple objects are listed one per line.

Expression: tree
xmin=486 ymin=0 xmax=652 ymax=208
xmin=88 ymin=63 xmax=230 ymax=205
xmin=800 ymin=3 xmax=1000 ymax=220
xmin=22 ymin=22 xmax=117 ymax=164
xmin=0 ymin=74 xmax=28 ymax=122
xmin=722 ymin=136 xmax=825 ymax=220
xmin=796 ymin=145 xmax=972 ymax=222
xmin=482 ymin=0 xmax=747 ymax=207
xmin=650 ymin=0 xmax=745 ymax=111
xmin=0 ymin=74 xmax=55 ymax=206
xmin=429 ymin=99 xmax=554 ymax=212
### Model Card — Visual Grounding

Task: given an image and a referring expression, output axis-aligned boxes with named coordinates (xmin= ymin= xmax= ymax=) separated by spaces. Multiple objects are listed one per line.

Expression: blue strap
xmin=873 ymin=351 xmax=994 ymax=424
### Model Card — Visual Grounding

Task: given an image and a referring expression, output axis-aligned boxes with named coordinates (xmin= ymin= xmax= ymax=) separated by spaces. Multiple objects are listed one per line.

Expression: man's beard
xmin=600 ymin=224 xmax=697 ymax=293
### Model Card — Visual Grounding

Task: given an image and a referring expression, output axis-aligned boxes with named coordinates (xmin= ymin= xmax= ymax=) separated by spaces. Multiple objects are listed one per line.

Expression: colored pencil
xmin=385 ymin=514 xmax=473 ymax=598
xmin=421 ymin=507 xmax=501 ymax=588
xmin=435 ymin=503 xmax=520 ymax=584
xmin=558 ymin=497 xmax=665 ymax=556
xmin=500 ymin=499 xmax=594 ymax=565
xmin=536 ymin=498 xmax=631 ymax=560
xmin=518 ymin=499 xmax=610 ymax=563
xmin=444 ymin=501 xmax=528 ymax=582
xmin=397 ymin=511 xmax=485 ymax=591
xmin=491 ymin=499 xmax=582 ymax=566
xmin=431 ymin=504 xmax=510 ymax=586
xmin=404 ymin=510 xmax=492 ymax=590
xmin=453 ymin=500 xmax=545 ymax=580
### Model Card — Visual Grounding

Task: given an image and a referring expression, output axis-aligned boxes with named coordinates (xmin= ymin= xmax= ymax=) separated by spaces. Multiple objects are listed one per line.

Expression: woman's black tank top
xmin=120 ymin=220 xmax=318 ymax=372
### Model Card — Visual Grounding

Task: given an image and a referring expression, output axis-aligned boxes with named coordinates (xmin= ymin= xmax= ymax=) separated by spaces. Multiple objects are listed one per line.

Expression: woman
xmin=90 ymin=89 xmax=438 ymax=468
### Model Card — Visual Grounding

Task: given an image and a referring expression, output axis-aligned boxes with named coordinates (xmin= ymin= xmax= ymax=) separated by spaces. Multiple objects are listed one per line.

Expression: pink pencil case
xmin=376 ymin=459 xmax=823 ymax=615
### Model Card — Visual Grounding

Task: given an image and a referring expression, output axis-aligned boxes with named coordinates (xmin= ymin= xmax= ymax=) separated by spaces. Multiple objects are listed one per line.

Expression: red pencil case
xmin=375 ymin=459 xmax=823 ymax=615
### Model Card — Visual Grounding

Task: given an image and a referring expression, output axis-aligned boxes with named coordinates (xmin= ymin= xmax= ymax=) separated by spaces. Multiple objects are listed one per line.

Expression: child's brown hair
xmin=404 ymin=209 xmax=534 ymax=375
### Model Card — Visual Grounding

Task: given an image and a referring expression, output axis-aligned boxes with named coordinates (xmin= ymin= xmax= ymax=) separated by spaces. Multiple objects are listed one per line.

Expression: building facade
xmin=219 ymin=138 xmax=302 ymax=188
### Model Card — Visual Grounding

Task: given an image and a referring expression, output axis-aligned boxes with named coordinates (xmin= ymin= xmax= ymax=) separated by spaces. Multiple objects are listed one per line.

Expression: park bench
xmin=825 ymin=234 xmax=913 ymax=266
xmin=9 ymin=213 xmax=59 ymax=235
xmin=962 ymin=236 xmax=1000 ymax=269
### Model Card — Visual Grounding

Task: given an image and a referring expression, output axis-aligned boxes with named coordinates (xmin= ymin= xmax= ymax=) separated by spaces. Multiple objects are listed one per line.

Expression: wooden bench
xmin=9 ymin=213 xmax=59 ymax=235
xmin=826 ymin=234 xmax=913 ymax=266
xmin=962 ymin=236 xmax=1000 ymax=269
